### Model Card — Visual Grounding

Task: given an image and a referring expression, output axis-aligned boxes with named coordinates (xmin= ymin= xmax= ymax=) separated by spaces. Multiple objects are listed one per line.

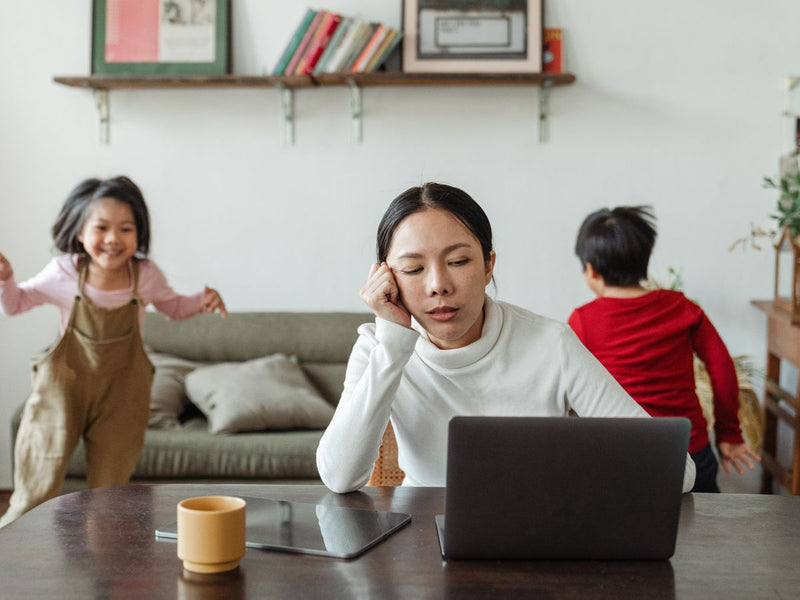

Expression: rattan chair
xmin=368 ymin=421 xmax=406 ymax=486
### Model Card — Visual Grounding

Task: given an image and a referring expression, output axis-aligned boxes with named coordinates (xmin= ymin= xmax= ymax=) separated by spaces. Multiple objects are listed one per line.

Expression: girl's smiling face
xmin=386 ymin=208 xmax=495 ymax=350
xmin=78 ymin=197 xmax=138 ymax=276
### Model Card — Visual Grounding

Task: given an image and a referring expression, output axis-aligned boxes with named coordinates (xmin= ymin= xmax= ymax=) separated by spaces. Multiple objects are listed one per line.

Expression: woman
xmin=316 ymin=183 xmax=695 ymax=493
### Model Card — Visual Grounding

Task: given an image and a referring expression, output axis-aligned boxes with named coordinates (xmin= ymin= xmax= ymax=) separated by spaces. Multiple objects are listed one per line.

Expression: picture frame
xmin=402 ymin=0 xmax=542 ymax=73
xmin=91 ymin=0 xmax=231 ymax=75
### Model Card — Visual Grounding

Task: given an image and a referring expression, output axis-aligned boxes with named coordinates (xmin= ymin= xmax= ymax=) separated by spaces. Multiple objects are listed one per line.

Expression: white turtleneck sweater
xmin=316 ymin=297 xmax=696 ymax=493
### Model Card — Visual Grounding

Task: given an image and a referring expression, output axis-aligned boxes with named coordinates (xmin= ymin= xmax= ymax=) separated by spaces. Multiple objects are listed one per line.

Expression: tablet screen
xmin=156 ymin=496 xmax=412 ymax=559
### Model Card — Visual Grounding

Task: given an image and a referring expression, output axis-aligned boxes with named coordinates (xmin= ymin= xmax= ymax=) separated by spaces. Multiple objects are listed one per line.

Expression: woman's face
xmin=386 ymin=208 xmax=495 ymax=350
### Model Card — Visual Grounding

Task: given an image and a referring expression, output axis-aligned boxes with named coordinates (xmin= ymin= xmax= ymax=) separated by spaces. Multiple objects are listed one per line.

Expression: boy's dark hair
xmin=52 ymin=176 xmax=151 ymax=257
xmin=376 ymin=182 xmax=493 ymax=263
xmin=574 ymin=205 xmax=657 ymax=286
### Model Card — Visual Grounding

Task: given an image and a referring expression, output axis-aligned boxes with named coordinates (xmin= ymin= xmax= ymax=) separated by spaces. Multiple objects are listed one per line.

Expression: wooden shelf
xmin=53 ymin=72 xmax=576 ymax=144
xmin=54 ymin=72 xmax=574 ymax=90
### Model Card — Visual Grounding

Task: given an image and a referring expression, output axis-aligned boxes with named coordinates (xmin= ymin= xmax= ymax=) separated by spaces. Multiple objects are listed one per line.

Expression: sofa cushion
xmin=63 ymin=416 xmax=324 ymax=480
xmin=185 ymin=354 xmax=335 ymax=434
xmin=148 ymin=351 xmax=202 ymax=429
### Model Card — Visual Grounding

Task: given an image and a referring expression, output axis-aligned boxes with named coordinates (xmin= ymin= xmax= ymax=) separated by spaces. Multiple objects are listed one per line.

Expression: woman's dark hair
xmin=376 ymin=183 xmax=494 ymax=263
xmin=52 ymin=176 xmax=151 ymax=257
xmin=574 ymin=205 xmax=656 ymax=287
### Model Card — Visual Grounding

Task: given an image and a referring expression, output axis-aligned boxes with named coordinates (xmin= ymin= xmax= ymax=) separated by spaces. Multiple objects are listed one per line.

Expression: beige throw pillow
xmin=148 ymin=352 xmax=202 ymax=429
xmin=184 ymin=353 xmax=334 ymax=434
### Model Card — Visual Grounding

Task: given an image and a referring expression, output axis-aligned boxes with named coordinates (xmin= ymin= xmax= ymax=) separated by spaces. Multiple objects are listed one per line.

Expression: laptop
xmin=435 ymin=416 xmax=690 ymax=561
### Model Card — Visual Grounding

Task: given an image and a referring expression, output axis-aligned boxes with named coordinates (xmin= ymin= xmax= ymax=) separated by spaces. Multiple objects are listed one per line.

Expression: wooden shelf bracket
xmin=94 ymin=89 xmax=110 ymax=145
xmin=276 ymin=83 xmax=295 ymax=146
xmin=538 ymin=79 xmax=553 ymax=143
xmin=349 ymin=80 xmax=362 ymax=143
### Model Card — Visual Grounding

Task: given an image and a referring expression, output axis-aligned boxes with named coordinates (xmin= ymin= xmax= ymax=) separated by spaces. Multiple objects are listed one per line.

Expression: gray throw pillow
xmin=148 ymin=352 xmax=202 ymax=429
xmin=184 ymin=353 xmax=334 ymax=434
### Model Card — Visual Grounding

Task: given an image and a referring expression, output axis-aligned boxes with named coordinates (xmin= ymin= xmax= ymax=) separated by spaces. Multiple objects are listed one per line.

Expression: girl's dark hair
xmin=52 ymin=176 xmax=151 ymax=257
xmin=376 ymin=182 xmax=494 ymax=263
xmin=574 ymin=205 xmax=657 ymax=286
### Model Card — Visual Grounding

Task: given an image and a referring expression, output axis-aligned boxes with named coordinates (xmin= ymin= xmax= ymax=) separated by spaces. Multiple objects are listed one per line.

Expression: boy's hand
xmin=717 ymin=441 xmax=760 ymax=475
xmin=360 ymin=262 xmax=411 ymax=329
xmin=0 ymin=253 xmax=13 ymax=282
xmin=202 ymin=286 xmax=228 ymax=317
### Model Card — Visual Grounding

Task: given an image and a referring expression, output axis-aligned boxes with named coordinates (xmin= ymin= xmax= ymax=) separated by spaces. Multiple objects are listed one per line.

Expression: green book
xmin=272 ymin=9 xmax=317 ymax=75
xmin=369 ymin=31 xmax=404 ymax=72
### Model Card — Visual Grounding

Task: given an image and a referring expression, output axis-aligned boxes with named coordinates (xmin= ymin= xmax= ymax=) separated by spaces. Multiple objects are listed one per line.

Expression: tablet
xmin=155 ymin=496 xmax=412 ymax=559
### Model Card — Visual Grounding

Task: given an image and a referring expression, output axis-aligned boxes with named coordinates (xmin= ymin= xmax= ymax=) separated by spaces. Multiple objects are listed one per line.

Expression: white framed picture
xmin=402 ymin=0 xmax=542 ymax=73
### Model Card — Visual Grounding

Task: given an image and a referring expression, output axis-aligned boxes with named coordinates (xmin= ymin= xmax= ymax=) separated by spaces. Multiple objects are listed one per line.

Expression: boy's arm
xmin=691 ymin=311 xmax=743 ymax=447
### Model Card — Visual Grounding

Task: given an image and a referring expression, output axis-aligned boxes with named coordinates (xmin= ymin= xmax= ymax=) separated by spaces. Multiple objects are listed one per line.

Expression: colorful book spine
xmin=350 ymin=24 xmax=388 ymax=73
xmin=295 ymin=12 xmax=343 ymax=76
xmin=272 ymin=9 xmax=317 ymax=75
xmin=285 ymin=10 xmax=325 ymax=77
xmin=542 ymin=28 xmax=563 ymax=74
xmin=341 ymin=23 xmax=377 ymax=73
xmin=313 ymin=16 xmax=352 ymax=76
xmin=325 ymin=20 xmax=368 ymax=73
xmin=364 ymin=28 xmax=398 ymax=73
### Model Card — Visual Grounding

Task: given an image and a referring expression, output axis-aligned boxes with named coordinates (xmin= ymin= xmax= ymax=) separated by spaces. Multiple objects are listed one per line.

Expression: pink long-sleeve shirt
xmin=0 ymin=255 xmax=204 ymax=333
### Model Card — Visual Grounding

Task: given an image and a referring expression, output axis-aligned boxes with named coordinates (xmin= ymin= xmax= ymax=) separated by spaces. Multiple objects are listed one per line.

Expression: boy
xmin=568 ymin=205 xmax=758 ymax=492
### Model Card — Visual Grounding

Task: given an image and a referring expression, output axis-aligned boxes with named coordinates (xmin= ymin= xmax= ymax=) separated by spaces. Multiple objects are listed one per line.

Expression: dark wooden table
xmin=0 ymin=484 xmax=798 ymax=599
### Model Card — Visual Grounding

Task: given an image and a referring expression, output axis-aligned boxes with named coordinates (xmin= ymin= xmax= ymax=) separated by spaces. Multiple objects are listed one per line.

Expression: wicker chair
xmin=368 ymin=421 xmax=405 ymax=486
xmin=694 ymin=355 xmax=763 ymax=452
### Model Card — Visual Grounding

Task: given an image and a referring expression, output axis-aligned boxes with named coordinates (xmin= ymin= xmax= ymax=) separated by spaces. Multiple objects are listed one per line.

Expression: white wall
xmin=0 ymin=0 xmax=796 ymax=487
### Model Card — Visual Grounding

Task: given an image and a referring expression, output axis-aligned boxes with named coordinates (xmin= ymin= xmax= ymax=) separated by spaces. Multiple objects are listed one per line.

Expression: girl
xmin=0 ymin=176 xmax=226 ymax=527
xmin=316 ymin=182 xmax=696 ymax=494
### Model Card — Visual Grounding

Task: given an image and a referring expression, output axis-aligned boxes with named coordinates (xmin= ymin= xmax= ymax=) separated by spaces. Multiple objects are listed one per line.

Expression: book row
xmin=273 ymin=9 xmax=403 ymax=77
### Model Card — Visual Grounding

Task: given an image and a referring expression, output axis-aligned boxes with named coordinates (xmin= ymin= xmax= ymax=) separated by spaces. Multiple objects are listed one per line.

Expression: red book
xmin=285 ymin=10 xmax=325 ymax=76
xmin=295 ymin=12 xmax=343 ymax=75
xmin=543 ymin=28 xmax=563 ymax=73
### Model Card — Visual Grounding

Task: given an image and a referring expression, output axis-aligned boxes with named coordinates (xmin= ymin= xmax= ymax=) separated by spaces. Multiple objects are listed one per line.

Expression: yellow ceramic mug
xmin=177 ymin=496 xmax=247 ymax=574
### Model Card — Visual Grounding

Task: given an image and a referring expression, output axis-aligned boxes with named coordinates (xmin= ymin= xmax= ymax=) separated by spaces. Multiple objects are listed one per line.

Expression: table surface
xmin=0 ymin=484 xmax=798 ymax=600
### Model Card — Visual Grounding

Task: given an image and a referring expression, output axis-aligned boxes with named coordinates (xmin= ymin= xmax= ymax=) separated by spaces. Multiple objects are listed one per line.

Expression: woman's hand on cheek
xmin=360 ymin=262 xmax=411 ymax=329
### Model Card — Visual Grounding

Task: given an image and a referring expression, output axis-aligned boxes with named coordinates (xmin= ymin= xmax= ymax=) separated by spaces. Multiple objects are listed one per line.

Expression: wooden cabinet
xmin=752 ymin=300 xmax=800 ymax=494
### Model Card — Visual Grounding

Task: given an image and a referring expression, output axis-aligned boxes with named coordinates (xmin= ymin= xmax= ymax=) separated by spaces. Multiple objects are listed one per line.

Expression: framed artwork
xmin=402 ymin=0 xmax=542 ymax=73
xmin=92 ymin=0 xmax=231 ymax=75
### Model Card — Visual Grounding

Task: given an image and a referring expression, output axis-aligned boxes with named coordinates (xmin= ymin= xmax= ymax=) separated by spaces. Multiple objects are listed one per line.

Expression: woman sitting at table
xmin=316 ymin=183 xmax=696 ymax=494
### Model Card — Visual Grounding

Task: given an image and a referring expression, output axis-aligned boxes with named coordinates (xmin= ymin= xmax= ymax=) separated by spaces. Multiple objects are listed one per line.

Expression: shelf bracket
xmin=94 ymin=89 xmax=110 ymax=145
xmin=276 ymin=85 xmax=295 ymax=146
xmin=349 ymin=80 xmax=362 ymax=143
xmin=538 ymin=79 xmax=553 ymax=143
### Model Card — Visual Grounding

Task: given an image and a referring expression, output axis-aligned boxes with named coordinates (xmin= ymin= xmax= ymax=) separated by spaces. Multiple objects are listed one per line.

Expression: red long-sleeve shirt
xmin=568 ymin=289 xmax=743 ymax=454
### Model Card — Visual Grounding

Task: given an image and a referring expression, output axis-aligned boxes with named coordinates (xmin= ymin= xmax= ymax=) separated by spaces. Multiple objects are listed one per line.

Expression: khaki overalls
xmin=0 ymin=259 xmax=154 ymax=527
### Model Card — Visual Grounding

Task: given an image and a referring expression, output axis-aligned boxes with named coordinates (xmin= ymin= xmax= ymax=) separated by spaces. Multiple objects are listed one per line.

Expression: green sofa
xmin=11 ymin=311 xmax=371 ymax=493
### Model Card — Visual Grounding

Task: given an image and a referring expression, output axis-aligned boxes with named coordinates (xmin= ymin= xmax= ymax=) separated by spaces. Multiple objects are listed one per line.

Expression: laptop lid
xmin=437 ymin=416 xmax=690 ymax=560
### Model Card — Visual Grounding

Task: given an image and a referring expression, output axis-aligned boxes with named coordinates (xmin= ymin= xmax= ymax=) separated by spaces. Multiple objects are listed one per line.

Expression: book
xmin=324 ymin=20 xmax=369 ymax=73
xmin=365 ymin=28 xmax=399 ymax=73
xmin=272 ymin=9 xmax=317 ymax=76
xmin=312 ymin=16 xmax=352 ymax=76
xmin=294 ymin=12 xmax=343 ymax=75
xmin=542 ymin=28 xmax=563 ymax=74
xmin=340 ymin=22 xmax=377 ymax=73
xmin=350 ymin=24 xmax=388 ymax=73
xmin=285 ymin=10 xmax=325 ymax=77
